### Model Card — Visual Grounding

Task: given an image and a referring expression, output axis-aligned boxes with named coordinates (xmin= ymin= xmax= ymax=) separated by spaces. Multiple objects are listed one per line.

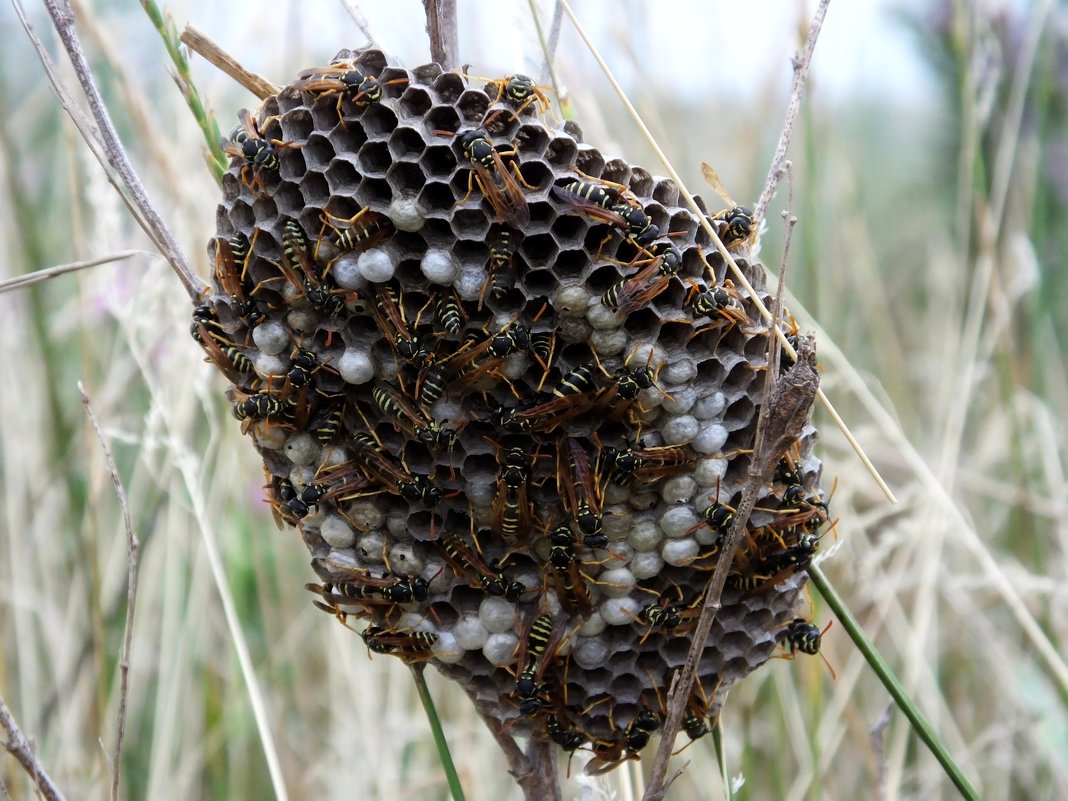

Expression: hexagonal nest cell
xmin=194 ymin=47 xmax=832 ymax=773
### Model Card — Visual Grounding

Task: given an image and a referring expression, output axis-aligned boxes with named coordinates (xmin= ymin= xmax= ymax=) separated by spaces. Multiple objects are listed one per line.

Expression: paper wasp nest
xmin=198 ymin=47 xmax=830 ymax=770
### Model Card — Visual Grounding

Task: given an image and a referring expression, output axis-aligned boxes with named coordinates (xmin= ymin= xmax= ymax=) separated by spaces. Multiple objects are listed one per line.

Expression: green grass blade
xmin=139 ymin=0 xmax=227 ymax=183
xmin=710 ymin=718 xmax=731 ymax=801
xmin=410 ymin=666 xmax=467 ymax=801
xmin=808 ymin=565 xmax=980 ymax=801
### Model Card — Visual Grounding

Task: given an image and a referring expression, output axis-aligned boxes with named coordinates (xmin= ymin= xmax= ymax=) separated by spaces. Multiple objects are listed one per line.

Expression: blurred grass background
xmin=1 ymin=1 xmax=1066 ymax=799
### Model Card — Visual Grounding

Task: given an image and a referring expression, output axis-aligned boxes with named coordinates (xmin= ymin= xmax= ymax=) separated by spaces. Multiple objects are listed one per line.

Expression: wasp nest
xmin=196 ymin=47 xmax=831 ymax=771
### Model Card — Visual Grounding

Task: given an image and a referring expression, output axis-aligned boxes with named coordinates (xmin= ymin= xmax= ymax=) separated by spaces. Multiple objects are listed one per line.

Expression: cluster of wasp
xmin=196 ymin=48 xmax=833 ymax=773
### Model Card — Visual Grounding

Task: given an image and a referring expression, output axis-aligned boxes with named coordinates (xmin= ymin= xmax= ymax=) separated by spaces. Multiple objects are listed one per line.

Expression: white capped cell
xmin=662 ymin=358 xmax=697 ymax=385
xmin=659 ymin=505 xmax=699 ymax=538
xmin=586 ymin=298 xmax=623 ymax=330
xmin=320 ymin=514 xmax=356 ymax=548
xmin=660 ymin=386 xmax=696 ymax=415
xmin=389 ymin=543 xmax=424 ymax=575
xmin=251 ymin=321 xmax=289 ymax=355
xmin=332 ymin=253 xmax=367 ymax=289
xmin=357 ymin=248 xmax=395 ymax=283
xmin=630 ymin=550 xmax=665 ymax=580
xmin=553 ymin=284 xmax=591 ymax=317
xmin=286 ymin=308 xmax=316 ymax=333
xmin=388 ymin=196 xmax=426 ymax=231
xmin=337 ymin=347 xmax=375 ymax=384
xmin=254 ymin=352 xmax=287 ymax=380
xmin=355 ymin=531 xmax=387 ymax=563
xmin=577 ymin=611 xmax=606 ymax=637
xmin=453 ymin=614 xmax=490 ymax=651
xmin=479 ymin=596 xmax=516 ymax=633
xmin=660 ymin=475 xmax=696 ymax=504
xmin=695 ymin=457 xmax=728 ymax=487
xmin=693 ymin=424 xmax=729 ymax=455
xmin=343 ymin=500 xmax=384 ymax=532
xmin=599 ymin=597 xmax=641 ymax=626
xmin=693 ymin=391 xmax=729 ymax=420
xmin=572 ymin=637 xmax=611 ymax=670
xmin=590 ymin=328 xmax=627 ymax=356
xmin=251 ymin=421 xmax=286 ymax=450
xmin=483 ymin=633 xmax=519 ymax=667
xmin=284 ymin=433 xmax=319 ymax=465
xmin=661 ymin=415 xmax=699 ymax=445
xmin=662 ymin=537 xmax=700 ymax=566
xmin=431 ymin=632 xmax=464 ymax=663
xmin=628 ymin=519 xmax=661 ymax=551
xmin=454 ymin=264 xmax=488 ymax=300
xmin=421 ymin=248 xmax=458 ymax=284
xmin=597 ymin=568 xmax=636 ymax=598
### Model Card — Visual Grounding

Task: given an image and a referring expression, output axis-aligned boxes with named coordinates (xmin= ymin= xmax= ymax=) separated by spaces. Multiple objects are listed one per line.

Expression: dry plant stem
xmin=40 ymin=0 xmax=202 ymax=301
xmin=78 ymin=382 xmax=140 ymax=801
xmin=11 ymin=1 xmax=203 ymax=300
xmin=754 ymin=0 xmax=830 ymax=224
xmin=338 ymin=0 xmax=379 ymax=47
xmin=179 ymin=24 xmax=280 ymax=100
xmin=644 ymin=340 xmax=818 ymax=801
xmin=557 ymin=0 xmax=894 ymax=505
xmin=871 ymin=704 xmax=893 ymax=801
xmin=422 ymin=0 xmax=458 ymax=70
xmin=0 ymin=695 xmax=68 ymax=801
xmin=474 ymin=708 xmax=561 ymax=801
xmin=0 ymin=250 xmax=147 ymax=293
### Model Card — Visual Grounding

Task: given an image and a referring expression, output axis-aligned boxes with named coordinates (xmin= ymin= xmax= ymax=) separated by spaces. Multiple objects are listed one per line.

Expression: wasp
xmin=193 ymin=321 xmax=254 ymax=384
xmin=349 ymin=430 xmax=442 ymax=506
xmin=319 ymin=206 xmax=394 ymax=256
xmin=308 ymin=402 xmax=344 ymax=444
xmin=778 ymin=617 xmax=836 ymax=678
xmin=367 ymin=284 xmax=432 ymax=364
xmin=547 ymin=524 xmax=594 ymax=618
xmin=222 ymin=108 xmax=299 ymax=195
xmin=760 ymin=532 xmax=819 ymax=574
xmin=189 ymin=302 xmax=226 ymax=344
xmin=231 ymin=391 xmax=290 ymax=422
xmin=499 ymin=364 xmax=600 ymax=434
xmin=435 ymin=288 xmax=464 ymax=334
xmin=445 ymin=321 xmax=529 ymax=386
xmin=559 ymin=438 xmax=606 ymax=548
xmin=482 ymin=224 xmax=518 ymax=309
xmin=360 ymin=625 xmax=437 ymax=662
xmin=601 ymin=443 xmax=697 ymax=485
xmin=294 ymin=62 xmax=407 ymax=118
xmin=371 ymin=382 xmax=455 ymax=448
xmin=437 ymin=531 xmax=525 ymax=602
xmin=415 ymin=360 xmax=448 ymax=409
xmin=494 ymin=447 xmax=532 ymax=540
xmin=709 ymin=205 xmax=755 ymax=249
xmin=274 ymin=477 xmax=333 ymax=520
xmin=552 ymin=180 xmax=660 ymax=247
xmin=514 ymin=613 xmax=563 ymax=716
xmin=601 ymin=244 xmax=682 ymax=314
xmin=700 ymin=160 xmax=756 ymax=250
xmin=546 ymin=712 xmax=586 ymax=752
xmin=309 ymin=571 xmax=430 ymax=606
xmin=485 ymin=73 xmax=554 ymax=119
xmin=584 ymin=710 xmax=660 ymax=775
xmin=685 ymin=280 xmax=747 ymax=326
xmin=281 ymin=219 xmax=349 ymax=318
xmin=449 ymin=128 xmax=535 ymax=227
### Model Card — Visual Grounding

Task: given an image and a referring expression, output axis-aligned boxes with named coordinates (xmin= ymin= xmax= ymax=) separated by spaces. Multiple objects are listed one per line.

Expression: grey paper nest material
xmin=196 ymin=47 xmax=831 ymax=770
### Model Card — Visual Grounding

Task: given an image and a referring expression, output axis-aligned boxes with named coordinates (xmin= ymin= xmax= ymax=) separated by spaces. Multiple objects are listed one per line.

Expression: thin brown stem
xmin=78 ymin=383 xmax=140 ymax=801
xmin=422 ymin=0 xmax=458 ymax=69
xmin=0 ymin=250 xmax=147 ymax=294
xmin=0 ymin=695 xmax=69 ymax=801
xmin=179 ymin=24 xmax=280 ymax=100
xmin=338 ymin=0 xmax=378 ymax=47
xmin=471 ymin=704 xmax=561 ymax=801
xmin=39 ymin=0 xmax=203 ymax=300
xmin=754 ymin=0 xmax=831 ymax=224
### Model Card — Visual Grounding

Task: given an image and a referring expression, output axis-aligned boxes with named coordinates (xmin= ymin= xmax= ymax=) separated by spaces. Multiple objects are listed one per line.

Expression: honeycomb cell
xmin=356 ymin=177 xmax=392 ymax=207
xmin=303 ymin=133 xmax=335 ymax=171
xmin=388 ymin=126 xmax=426 ymax=160
xmin=520 ymin=233 xmax=558 ymax=266
xmin=419 ymin=143 xmax=458 ymax=179
xmin=385 ymin=162 xmax=426 ymax=195
xmin=432 ymin=72 xmax=465 ymax=105
xmin=516 ymin=124 xmax=550 ymax=157
xmin=280 ymin=107 xmax=314 ymax=141
xmin=359 ymin=103 xmax=399 ymax=138
xmin=574 ymin=146 xmax=605 ymax=177
xmin=425 ymin=104 xmax=461 ymax=135
xmin=324 ymin=158 xmax=360 ymax=194
xmin=357 ymin=141 xmax=391 ymax=175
